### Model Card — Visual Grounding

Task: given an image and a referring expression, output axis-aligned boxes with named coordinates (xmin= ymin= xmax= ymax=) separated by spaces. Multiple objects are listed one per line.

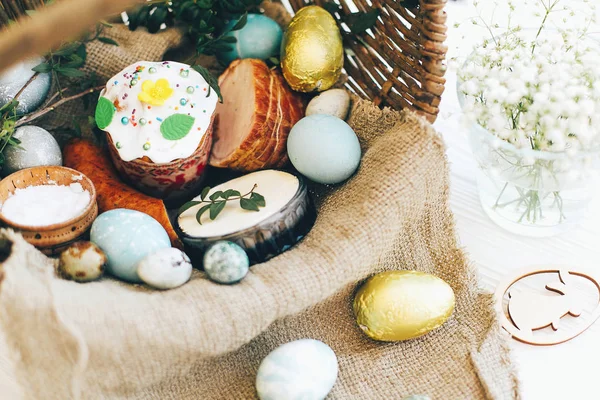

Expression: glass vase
xmin=467 ymin=123 xmax=600 ymax=237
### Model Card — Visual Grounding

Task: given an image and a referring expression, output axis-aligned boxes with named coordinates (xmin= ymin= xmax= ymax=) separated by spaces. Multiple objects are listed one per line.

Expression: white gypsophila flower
xmin=458 ymin=28 xmax=600 ymax=154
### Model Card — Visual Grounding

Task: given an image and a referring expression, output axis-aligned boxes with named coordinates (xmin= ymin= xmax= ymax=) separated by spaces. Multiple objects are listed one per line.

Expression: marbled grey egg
xmin=0 ymin=57 xmax=51 ymax=115
xmin=137 ymin=248 xmax=192 ymax=290
xmin=306 ymin=89 xmax=351 ymax=120
xmin=2 ymin=126 xmax=62 ymax=176
xmin=58 ymin=241 xmax=107 ymax=283
xmin=203 ymin=241 xmax=249 ymax=284
xmin=256 ymin=339 xmax=338 ymax=400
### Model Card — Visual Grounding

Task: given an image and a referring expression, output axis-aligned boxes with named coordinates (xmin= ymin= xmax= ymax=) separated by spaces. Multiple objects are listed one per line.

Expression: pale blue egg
xmin=90 ymin=209 xmax=171 ymax=283
xmin=218 ymin=14 xmax=283 ymax=64
xmin=256 ymin=339 xmax=338 ymax=400
xmin=287 ymin=114 xmax=361 ymax=184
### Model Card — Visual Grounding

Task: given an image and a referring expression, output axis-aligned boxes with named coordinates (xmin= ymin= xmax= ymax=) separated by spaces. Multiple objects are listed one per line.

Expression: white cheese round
xmin=178 ymin=170 xmax=300 ymax=238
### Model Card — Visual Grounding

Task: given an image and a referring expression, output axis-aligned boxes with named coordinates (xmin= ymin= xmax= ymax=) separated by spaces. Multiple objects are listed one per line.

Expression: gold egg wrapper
xmin=353 ymin=271 xmax=455 ymax=342
xmin=281 ymin=6 xmax=344 ymax=93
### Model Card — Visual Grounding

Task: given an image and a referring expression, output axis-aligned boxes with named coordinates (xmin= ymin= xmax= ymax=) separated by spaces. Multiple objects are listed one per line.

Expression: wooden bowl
xmin=0 ymin=166 xmax=98 ymax=256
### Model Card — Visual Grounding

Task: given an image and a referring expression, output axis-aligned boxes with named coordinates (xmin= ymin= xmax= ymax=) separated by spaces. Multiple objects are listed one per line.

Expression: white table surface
xmin=436 ymin=1 xmax=600 ymax=399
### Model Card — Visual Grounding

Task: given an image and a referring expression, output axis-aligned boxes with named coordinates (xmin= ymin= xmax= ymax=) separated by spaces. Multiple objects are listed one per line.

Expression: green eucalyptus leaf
xmin=210 ymin=191 xmax=224 ymax=201
xmin=160 ymin=114 xmax=195 ymax=141
xmin=98 ymin=37 xmax=119 ymax=46
xmin=179 ymin=200 xmax=203 ymax=215
xmin=32 ymin=62 xmax=52 ymax=73
xmin=230 ymin=13 xmax=248 ymax=31
xmin=223 ymin=189 xmax=241 ymax=199
xmin=200 ymin=186 xmax=211 ymax=201
xmin=55 ymin=67 xmax=86 ymax=78
xmin=61 ymin=54 xmax=85 ymax=68
xmin=0 ymin=100 xmax=18 ymax=114
xmin=75 ymin=43 xmax=87 ymax=63
xmin=53 ymin=42 xmax=80 ymax=56
xmin=192 ymin=65 xmax=223 ymax=103
xmin=221 ymin=36 xmax=238 ymax=43
xmin=196 ymin=204 xmax=212 ymax=224
xmin=250 ymin=192 xmax=265 ymax=207
xmin=209 ymin=201 xmax=227 ymax=220
xmin=240 ymin=198 xmax=260 ymax=212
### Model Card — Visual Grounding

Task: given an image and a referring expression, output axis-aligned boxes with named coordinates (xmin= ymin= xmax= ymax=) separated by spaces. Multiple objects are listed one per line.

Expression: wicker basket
xmin=0 ymin=0 xmax=448 ymax=122
xmin=284 ymin=0 xmax=448 ymax=122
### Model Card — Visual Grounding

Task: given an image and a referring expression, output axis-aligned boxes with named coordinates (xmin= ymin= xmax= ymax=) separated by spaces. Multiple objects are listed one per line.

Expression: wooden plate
xmin=0 ymin=166 xmax=98 ymax=255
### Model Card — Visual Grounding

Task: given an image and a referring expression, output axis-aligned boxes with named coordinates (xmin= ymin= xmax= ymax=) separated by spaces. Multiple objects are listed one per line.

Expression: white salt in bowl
xmin=0 ymin=166 xmax=98 ymax=256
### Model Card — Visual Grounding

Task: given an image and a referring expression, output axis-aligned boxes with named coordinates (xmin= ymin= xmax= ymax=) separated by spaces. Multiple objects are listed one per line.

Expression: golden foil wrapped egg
xmin=353 ymin=271 xmax=455 ymax=342
xmin=280 ymin=6 xmax=344 ymax=92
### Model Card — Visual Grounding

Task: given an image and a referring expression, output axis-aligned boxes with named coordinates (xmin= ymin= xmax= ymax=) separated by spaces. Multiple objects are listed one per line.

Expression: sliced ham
xmin=210 ymin=59 xmax=305 ymax=171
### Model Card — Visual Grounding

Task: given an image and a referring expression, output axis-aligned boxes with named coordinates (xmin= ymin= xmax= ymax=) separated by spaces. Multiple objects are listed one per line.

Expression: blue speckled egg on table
xmin=217 ymin=14 xmax=283 ymax=64
xmin=90 ymin=209 xmax=171 ymax=283
xmin=256 ymin=339 xmax=338 ymax=400
xmin=203 ymin=241 xmax=249 ymax=284
xmin=287 ymin=114 xmax=361 ymax=185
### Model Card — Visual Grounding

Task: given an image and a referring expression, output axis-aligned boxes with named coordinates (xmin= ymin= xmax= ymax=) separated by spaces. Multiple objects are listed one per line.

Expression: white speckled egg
xmin=137 ymin=248 xmax=192 ymax=290
xmin=306 ymin=89 xmax=351 ymax=120
xmin=203 ymin=241 xmax=249 ymax=284
xmin=287 ymin=114 xmax=361 ymax=184
xmin=256 ymin=339 xmax=338 ymax=400
xmin=90 ymin=209 xmax=171 ymax=283
xmin=58 ymin=241 xmax=106 ymax=283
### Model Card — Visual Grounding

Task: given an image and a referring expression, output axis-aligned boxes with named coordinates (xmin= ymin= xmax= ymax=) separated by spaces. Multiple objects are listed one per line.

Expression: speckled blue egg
xmin=287 ymin=114 xmax=361 ymax=184
xmin=256 ymin=339 xmax=338 ymax=400
xmin=203 ymin=241 xmax=249 ymax=284
xmin=217 ymin=14 xmax=283 ymax=64
xmin=90 ymin=209 xmax=171 ymax=283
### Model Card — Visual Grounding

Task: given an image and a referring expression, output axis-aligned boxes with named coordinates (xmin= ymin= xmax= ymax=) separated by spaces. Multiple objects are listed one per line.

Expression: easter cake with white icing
xmin=95 ymin=61 xmax=218 ymax=200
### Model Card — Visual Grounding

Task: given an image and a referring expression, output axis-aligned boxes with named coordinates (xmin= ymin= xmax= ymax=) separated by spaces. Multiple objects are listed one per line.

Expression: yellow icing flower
xmin=138 ymin=79 xmax=174 ymax=106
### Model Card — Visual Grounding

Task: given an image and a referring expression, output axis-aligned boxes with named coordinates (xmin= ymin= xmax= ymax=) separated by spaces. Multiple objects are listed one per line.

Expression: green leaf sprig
xmin=179 ymin=184 xmax=266 ymax=225
xmin=127 ymin=0 xmax=261 ymax=101
xmin=0 ymin=101 xmax=21 ymax=166
xmin=33 ymin=22 xmax=117 ymax=96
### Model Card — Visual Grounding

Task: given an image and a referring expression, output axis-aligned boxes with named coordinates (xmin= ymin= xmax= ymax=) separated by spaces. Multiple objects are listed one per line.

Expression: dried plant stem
xmin=12 ymin=72 xmax=39 ymax=101
xmin=15 ymin=85 xmax=104 ymax=128
xmin=0 ymin=0 xmax=143 ymax=73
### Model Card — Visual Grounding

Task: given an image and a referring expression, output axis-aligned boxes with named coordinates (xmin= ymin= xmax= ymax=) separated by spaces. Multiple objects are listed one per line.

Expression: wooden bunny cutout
xmin=508 ymin=269 xmax=583 ymax=335
xmin=495 ymin=265 xmax=600 ymax=345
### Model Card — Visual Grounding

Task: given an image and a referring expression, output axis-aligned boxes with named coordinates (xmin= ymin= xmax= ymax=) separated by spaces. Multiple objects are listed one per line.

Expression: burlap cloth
xmin=0 ymin=96 xmax=519 ymax=398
